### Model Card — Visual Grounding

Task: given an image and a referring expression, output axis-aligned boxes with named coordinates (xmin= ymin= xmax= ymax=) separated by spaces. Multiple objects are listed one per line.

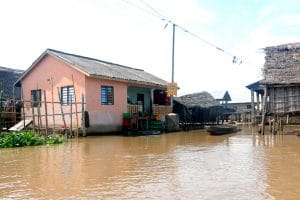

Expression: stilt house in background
xmin=173 ymin=91 xmax=222 ymax=125
xmin=246 ymin=80 xmax=264 ymax=124
xmin=216 ymin=91 xmax=236 ymax=122
xmin=261 ymin=42 xmax=300 ymax=126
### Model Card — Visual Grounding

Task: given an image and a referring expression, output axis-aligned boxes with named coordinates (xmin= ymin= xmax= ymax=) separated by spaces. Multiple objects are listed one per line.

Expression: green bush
xmin=0 ymin=131 xmax=65 ymax=148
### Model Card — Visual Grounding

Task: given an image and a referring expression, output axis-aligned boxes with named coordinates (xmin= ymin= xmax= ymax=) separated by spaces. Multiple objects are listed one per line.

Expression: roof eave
xmin=14 ymin=50 xmax=91 ymax=87
xmin=14 ymin=50 xmax=48 ymax=87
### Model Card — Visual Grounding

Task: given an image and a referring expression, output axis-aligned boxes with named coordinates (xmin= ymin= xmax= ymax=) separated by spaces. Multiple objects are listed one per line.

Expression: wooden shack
xmin=260 ymin=42 xmax=300 ymax=133
xmin=173 ymin=91 xmax=222 ymax=127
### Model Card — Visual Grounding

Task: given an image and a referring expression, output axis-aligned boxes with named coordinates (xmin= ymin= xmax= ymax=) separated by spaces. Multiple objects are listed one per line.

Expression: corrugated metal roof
xmin=47 ymin=49 xmax=167 ymax=87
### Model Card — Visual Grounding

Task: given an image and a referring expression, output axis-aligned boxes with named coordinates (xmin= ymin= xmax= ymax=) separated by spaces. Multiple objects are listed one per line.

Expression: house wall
xmin=268 ymin=86 xmax=300 ymax=113
xmin=85 ymin=77 xmax=127 ymax=133
xmin=21 ymin=54 xmax=86 ymax=129
xmin=20 ymin=53 xmax=167 ymax=134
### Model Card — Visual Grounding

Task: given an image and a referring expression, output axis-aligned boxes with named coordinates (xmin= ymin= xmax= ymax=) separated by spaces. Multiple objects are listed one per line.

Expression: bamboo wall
xmin=268 ymin=86 xmax=300 ymax=113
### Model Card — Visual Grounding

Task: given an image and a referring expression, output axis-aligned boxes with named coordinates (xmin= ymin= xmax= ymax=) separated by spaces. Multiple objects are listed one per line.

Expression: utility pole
xmin=172 ymin=23 xmax=175 ymax=83
xmin=170 ymin=23 xmax=175 ymax=112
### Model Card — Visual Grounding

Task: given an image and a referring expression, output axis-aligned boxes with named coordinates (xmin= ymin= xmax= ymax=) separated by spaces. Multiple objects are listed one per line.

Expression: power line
xmin=121 ymin=0 xmax=163 ymax=20
xmin=124 ymin=0 xmax=243 ymax=65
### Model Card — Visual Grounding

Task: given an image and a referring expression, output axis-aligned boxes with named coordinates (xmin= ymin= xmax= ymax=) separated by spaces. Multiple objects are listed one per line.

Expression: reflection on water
xmin=1 ymin=126 xmax=300 ymax=199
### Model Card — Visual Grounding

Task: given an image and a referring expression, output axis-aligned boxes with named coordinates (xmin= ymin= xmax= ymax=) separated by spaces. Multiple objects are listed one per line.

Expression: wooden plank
xmin=43 ymin=90 xmax=48 ymax=135
xmin=57 ymin=87 xmax=67 ymax=134
xmin=82 ymin=94 xmax=86 ymax=137
xmin=9 ymin=119 xmax=32 ymax=131
xmin=72 ymin=75 xmax=79 ymax=137
xmin=50 ymin=77 xmax=56 ymax=132
xmin=261 ymin=86 xmax=268 ymax=135
xmin=69 ymin=97 xmax=73 ymax=137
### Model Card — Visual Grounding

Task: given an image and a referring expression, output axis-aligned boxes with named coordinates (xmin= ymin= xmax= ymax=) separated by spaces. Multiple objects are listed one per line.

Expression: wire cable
xmin=124 ymin=0 xmax=243 ymax=64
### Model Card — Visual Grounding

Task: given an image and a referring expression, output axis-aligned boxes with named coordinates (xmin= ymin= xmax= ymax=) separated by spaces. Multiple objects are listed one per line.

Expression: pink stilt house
xmin=15 ymin=49 xmax=171 ymax=134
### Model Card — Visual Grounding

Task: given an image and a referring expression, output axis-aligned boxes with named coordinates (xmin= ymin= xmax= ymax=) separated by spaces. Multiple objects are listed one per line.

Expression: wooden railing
xmin=127 ymin=104 xmax=171 ymax=117
xmin=127 ymin=104 xmax=143 ymax=115
xmin=152 ymin=105 xmax=171 ymax=117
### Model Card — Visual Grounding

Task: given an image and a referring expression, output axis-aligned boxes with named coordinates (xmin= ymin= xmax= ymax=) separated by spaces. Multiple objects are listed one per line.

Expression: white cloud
xmin=281 ymin=14 xmax=300 ymax=26
xmin=256 ymin=3 xmax=278 ymax=21
xmin=1 ymin=0 xmax=300 ymax=102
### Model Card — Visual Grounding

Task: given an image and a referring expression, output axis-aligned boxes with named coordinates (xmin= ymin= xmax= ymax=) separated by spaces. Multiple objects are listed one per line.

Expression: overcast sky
xmin=1 ymin=0 xmax=300 ymax=102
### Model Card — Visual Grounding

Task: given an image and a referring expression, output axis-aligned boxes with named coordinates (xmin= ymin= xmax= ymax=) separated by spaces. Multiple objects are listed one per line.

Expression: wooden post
xmin=269 ymin=117 xmax=272 ymax=133
xmin=51 ymin=77 xmax=56 ymax=132
xmin=272 ymin=122 xmax=274 ymax=135
xmin=81 ymin=94 xmax=86 ymax=137
xmin=251 ymin=89 xmax=255 ymax=124
xmin=57 ymin=87 xmax=67 ymax=134
xmin=31 ymin=97 xmax=36 ymax=132
xmin=256 ymin=93 xmax=260 ymax=113
xmin=36 ymin=86 xmax=42 ymax=133
xmin=280 ymin=118 xmax=283 ymax=132
xmin=69 ymin=97 xmax=73 ymax=137
xmin=72 ymin=75 xmax=79 ymax=137
xmin=13 ymin=86 xmax=16 ymax=125
xmin=43 ymin=90 xmax=48 ymax=135
xmin=256 ymin=92 xmax=260 ymax=125
xmin=261 ymin=86 xmax=268 ymax=135
xmin=21 ymin=87 xmax=26 ymax=130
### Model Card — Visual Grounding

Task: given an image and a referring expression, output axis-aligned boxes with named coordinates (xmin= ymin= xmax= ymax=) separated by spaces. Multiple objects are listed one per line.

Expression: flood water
xmin=1 ymin=126 xmax=300 ymax=199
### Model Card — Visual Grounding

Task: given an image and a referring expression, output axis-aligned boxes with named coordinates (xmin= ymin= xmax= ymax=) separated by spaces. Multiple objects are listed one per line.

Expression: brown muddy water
xmin=1 ymin=126 xmax=300 ymax=200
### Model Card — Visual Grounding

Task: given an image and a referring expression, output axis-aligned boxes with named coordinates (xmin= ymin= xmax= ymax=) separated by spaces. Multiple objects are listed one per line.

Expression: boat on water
xmin=208 ymin=124 xmax=241 ymax=135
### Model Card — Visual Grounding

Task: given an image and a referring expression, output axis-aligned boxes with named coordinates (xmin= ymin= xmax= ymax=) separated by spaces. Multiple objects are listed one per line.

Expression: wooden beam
xmin=251 ymin=89 xmax=255 ymax=124
xmin=261 ymin=86 xmax=268 ymax=135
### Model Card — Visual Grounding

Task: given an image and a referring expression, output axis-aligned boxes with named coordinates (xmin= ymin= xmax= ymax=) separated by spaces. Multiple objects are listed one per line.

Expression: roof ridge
xmin=46 ymin=48 xmax=144 ymax=72
xmin=0 ymin=66 xmax=23 ymax=73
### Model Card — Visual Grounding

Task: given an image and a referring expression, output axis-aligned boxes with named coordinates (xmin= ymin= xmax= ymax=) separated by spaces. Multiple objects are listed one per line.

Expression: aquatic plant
xmin=0 ymin=131 xmax=65 ymax=148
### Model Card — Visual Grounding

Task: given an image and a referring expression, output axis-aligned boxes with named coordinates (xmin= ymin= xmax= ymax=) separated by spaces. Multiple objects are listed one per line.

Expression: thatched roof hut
xmin=174 ymin=91 xmax=220 ymax=108
xmin=261 ymin=42 xmax=300 ymax=114
xmin=173 ymin=92 xmax=221 ymax=124
xmin=262 ymin=42 xmax=300 ymax=85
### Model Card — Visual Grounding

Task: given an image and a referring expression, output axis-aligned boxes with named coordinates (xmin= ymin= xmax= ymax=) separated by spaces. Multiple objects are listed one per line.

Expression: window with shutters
xmin=101 ymin=86 xmax=114 ymax=105
xmin=61 ymin=86 xmax=74 ymax=105
xmin=31 ymin=89 xmax=41 ymax=107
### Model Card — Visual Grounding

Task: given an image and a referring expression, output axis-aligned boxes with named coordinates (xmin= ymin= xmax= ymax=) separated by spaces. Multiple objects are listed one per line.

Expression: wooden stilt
xmin=251 ymin=89 xmax=255 ymax=124
xmin=261 ymin=86 xmax=268 ymax=135
xmin=13 ymin=86 xmax=16 ymax=125
xmin=51 ymin=77 xmax=56 ymax=133
xmin=31 ymin=98 xmax=36 ymax=132
xmin=69 ymin=98 xmax=73 ymax=137
xmin=43 ymin=90 xmax=48 ymax=135
xmin=21 ymin=87 xmax=26 ymax=130
xmin=72 ymin=75 xmax=79 ymax=137
xmin=36 ymin=86 xmax=42 ymax=134
xmin=57 ymin=87 xmax=67 ymax=135
xmin=81 ymin=94 xmax=86 ymax=137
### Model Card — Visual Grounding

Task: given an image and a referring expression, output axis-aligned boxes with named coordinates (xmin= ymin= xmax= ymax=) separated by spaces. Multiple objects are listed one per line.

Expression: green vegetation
xmin=0 ymin=131 xmax=65 ymax=148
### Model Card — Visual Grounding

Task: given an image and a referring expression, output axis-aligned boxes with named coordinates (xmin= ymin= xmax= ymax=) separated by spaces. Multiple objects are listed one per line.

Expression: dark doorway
xmin=137 ymin=93 xmax=144 ymax=112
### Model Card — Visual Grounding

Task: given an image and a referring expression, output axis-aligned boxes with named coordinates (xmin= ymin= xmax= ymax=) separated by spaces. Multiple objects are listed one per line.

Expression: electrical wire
xmin=123 ymin=0 xmax=243 ymax=65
